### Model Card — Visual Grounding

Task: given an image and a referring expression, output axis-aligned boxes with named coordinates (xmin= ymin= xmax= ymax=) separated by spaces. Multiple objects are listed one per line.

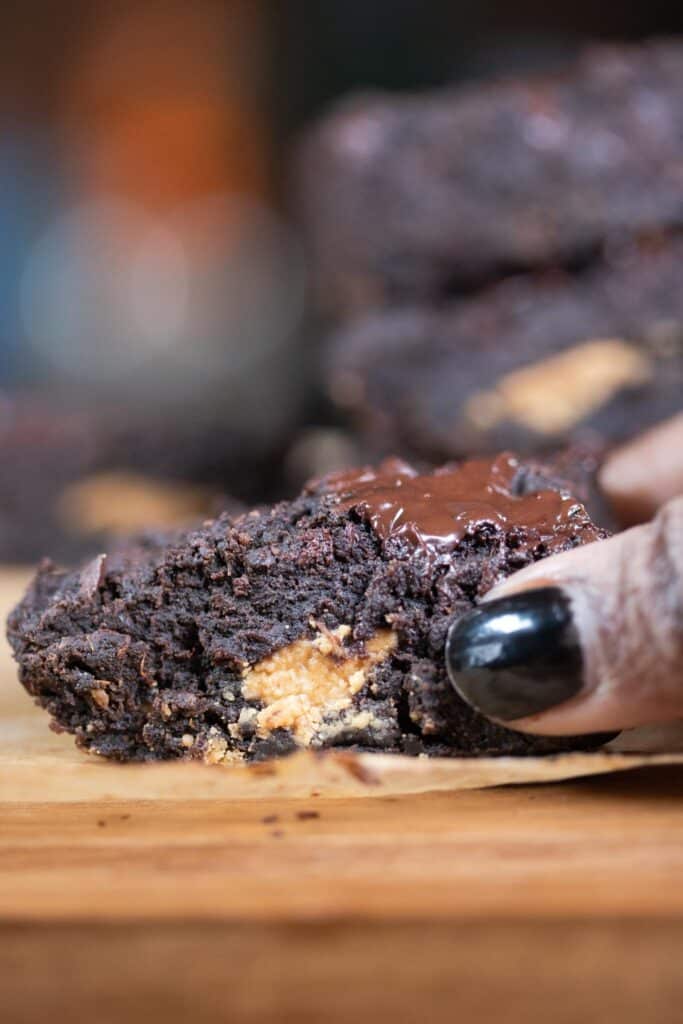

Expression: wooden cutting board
xmin=2 ymin=568 xmax=683 ymax=1024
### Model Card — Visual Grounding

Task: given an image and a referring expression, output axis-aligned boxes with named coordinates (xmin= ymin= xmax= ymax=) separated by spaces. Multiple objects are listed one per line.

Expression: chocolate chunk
xmin=333 ymin=454 xmax=597 ymax=559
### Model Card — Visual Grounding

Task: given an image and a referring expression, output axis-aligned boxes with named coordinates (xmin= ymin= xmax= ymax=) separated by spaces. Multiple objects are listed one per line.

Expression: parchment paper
xmin=2 ymin=708 xmax=682 ymax=802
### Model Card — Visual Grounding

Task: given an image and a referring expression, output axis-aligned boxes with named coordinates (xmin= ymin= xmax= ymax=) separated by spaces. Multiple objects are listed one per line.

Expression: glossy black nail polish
xmin=445 ymin=587 xmax=583 ymax=722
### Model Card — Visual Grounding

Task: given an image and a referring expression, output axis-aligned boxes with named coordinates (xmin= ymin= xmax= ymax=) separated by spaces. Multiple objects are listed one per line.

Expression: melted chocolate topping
xmin=328 ymin=453 xmax=597 ymax=557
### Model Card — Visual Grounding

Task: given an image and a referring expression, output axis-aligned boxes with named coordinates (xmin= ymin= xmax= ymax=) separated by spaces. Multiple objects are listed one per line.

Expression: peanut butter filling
xmin=58 ymin=470 xmax=211 ymax=535
xmin=463 ymin=338 xmax=652 ymax=436
xmin=203 ymin=727 xmax=245 ymax=765
xmin=241 ymin=627 xmax=397 ymax=745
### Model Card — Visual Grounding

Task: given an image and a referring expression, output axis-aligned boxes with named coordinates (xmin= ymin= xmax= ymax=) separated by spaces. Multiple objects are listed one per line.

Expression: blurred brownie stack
xmin=0 ymin=395 xmax=257 ymax=563
xmin=295 ymin=40 xmax=683 ymax=514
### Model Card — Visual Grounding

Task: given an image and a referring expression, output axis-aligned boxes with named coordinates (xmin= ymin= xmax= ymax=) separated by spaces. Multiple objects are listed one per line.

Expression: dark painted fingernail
xmin=445 ymin=587 xmax=584 ymax=721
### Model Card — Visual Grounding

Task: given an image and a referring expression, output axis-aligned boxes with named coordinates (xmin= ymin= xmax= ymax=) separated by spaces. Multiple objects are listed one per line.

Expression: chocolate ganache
xmin=327 ymin=453 xmax=601 ymax=557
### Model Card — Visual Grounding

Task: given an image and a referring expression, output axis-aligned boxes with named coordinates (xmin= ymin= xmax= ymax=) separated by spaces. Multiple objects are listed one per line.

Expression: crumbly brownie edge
xmin=7 ymin=465 xmax=608 ymax=763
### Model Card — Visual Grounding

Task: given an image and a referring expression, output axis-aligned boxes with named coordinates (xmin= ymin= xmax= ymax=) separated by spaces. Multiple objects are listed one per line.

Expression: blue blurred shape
xmin=0 ymin=130 xmax=59 ymax=384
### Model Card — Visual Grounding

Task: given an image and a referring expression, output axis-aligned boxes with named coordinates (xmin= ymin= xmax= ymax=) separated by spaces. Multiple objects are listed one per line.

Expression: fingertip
xmin=598 ymin=447 xmax=656 ymax=527
xmin=599 ymin=413 xmax=683 ymax=527
xmin=445 ymin=587 xmax=584 ymax=723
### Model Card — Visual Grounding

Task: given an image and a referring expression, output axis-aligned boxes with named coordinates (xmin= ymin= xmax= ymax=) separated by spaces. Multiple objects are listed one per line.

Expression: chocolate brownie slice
xmin=8 ymin=454 xmax=608 ymax=762
xmin=326 ymin=236 xmax=683 ymax=464
xmin=296 ymin=40 xmax=683 ymax=314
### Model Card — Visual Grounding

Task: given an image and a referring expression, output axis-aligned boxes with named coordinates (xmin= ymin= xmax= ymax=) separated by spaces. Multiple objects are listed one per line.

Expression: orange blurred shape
xmin=59 ymin=0 xmax=268 ymax=210
xmin=80 ymin=96 xmax=265 ymax=209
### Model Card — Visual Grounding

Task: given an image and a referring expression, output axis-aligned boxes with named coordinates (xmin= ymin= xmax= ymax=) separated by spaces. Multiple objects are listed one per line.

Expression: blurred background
xmin=0 ymin=1 xmax=681 ymax=560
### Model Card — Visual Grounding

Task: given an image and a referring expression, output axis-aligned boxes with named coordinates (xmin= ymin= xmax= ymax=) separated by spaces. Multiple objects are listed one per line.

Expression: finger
xmin=445 ymin=496 xmax=683 ymax=735
xmin=600 ymin=412 xmax=683 ymax=527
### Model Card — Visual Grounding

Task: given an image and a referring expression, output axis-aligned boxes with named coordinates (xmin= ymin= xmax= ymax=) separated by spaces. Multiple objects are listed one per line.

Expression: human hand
xmin=446 ymin=413 xmax=683 ymax=735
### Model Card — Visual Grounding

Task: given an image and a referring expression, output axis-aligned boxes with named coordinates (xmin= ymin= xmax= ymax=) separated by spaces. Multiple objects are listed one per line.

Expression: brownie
xmin=325 ymin=235 xmax=683 ymax=466
xmin=8 ymin=453 xmax=609 ymax=763
xmin=0 ymin=394 xmax=264 ymax=563
xmin=296 ymin=40 xmax=683 ymax=314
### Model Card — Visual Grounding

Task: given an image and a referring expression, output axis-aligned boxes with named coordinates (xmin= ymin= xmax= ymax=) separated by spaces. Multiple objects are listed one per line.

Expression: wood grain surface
xmin=2 ymin=568 xmax=683 ymax=1023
